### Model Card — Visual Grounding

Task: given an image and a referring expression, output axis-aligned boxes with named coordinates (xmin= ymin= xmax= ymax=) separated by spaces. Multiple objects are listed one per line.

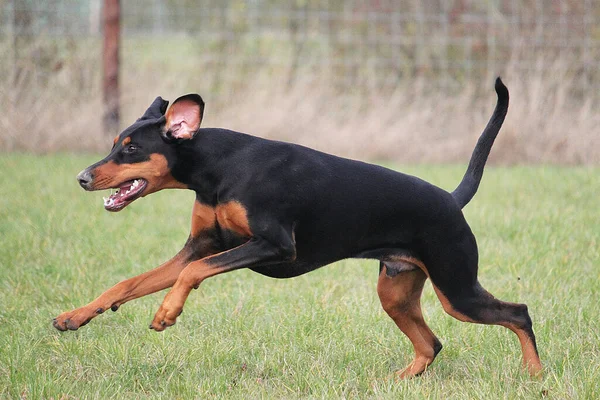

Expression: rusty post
xmin=103 ymin=0 xmax=120 ymax=136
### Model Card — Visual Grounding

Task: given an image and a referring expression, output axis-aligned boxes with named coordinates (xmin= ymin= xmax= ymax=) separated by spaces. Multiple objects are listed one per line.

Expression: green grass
xmin=0 ymin=154 xmax=598 ymax=399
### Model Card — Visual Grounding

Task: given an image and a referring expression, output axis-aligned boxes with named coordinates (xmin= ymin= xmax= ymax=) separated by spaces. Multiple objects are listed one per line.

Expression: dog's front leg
xmin=53 ymin=200 xmax=219 ymax=331
xmin=150 ymin=236 xmax=295 ymax=331
xmin=52 ymin=245 xmax=196 ymax=331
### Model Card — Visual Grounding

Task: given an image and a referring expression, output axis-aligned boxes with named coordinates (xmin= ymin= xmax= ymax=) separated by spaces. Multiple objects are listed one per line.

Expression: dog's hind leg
xmin=432 ymin=278 xmax=542 ymax=376
xmin=422 ymin=233 xmax=542 ymax=377
xmin=377 ymin=261 xmax=443 ymax=378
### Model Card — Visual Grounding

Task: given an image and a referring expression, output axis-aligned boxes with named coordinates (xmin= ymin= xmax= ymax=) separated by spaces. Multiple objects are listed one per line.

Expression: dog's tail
xmin=452 ymin=77 xmax=509 ymax=208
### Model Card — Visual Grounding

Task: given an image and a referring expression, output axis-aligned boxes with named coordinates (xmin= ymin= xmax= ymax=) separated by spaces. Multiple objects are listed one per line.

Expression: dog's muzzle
xmin=77 ymin=169 xmax=94 ymax=190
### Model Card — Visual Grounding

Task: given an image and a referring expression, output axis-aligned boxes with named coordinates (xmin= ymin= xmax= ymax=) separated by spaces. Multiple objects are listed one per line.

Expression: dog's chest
xmin=191 ymin=200 xmax=252 ymax=239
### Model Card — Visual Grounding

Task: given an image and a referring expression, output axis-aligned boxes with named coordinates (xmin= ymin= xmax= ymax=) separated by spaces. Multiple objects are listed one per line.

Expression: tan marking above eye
xmin=122 ymin=137 xmax=131 ymax=146
xmin=113 ymin=135 xmax=119 ymax=145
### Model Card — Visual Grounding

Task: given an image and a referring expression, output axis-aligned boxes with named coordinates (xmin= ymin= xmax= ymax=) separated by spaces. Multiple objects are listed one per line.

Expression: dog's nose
xmin=77 ymin=169 xmax=94 ymax=190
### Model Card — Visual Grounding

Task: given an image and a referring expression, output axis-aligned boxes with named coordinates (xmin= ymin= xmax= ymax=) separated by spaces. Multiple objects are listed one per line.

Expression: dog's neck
xmin=169 ymin=128 xmax=250 ymax=204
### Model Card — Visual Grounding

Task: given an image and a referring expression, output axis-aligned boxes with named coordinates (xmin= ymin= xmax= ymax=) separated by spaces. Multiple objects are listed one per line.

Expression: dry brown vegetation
xmin=0 ymin=38 xmax=598 ymax=165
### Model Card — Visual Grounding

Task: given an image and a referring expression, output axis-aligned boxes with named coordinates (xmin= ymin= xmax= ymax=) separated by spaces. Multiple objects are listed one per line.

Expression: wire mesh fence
xmin=0 ymin=0 xmax=598 ymax=162
xmin=3 ymin=0 xmax=598 ymax=93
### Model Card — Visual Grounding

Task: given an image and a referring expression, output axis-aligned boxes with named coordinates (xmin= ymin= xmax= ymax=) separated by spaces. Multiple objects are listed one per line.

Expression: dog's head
xmin=77 ymin=94 xmax=204 ymax=212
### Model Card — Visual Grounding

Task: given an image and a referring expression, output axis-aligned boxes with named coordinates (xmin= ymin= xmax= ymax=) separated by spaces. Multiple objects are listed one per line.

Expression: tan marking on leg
xmin=150 ymin=248 xmax=240 ymax=330
xmin=400 ymin=254 xmax=476 ymax=323
xmin=503 ymin=323 xmax=543 ymax=377
xmin=431 ymin=277 xmax=542 ymax=377
xmin=53 ymin=247 xmax=191 ymax=331
xmin=431 ymin=286 xmax=475 ymax=323
xmin=151 ymin=233 xmax=283 ymax=332
xmin=377 ymin=264 xmax=441 ymax=378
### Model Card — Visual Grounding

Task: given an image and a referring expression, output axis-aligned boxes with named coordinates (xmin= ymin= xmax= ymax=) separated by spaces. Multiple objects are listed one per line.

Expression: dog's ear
xmin=163 ymin=94 xmax=204 ymax=140
xmin=139 ymin=96 xmax=169 ymax=121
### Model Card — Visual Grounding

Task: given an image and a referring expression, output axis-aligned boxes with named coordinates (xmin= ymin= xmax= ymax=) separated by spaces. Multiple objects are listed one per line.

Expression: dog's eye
xmin=123 ymin=144 xmax=139 ymax=154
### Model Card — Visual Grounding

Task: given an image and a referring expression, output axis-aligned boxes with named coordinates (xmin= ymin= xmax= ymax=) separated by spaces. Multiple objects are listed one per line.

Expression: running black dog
xmin=53 ymin=78 xmax=542 ymax=378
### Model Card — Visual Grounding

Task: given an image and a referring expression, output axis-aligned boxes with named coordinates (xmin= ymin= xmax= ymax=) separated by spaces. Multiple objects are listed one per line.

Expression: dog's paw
xmin=149 ymin=284 xmax=191 ymax=331
xmin=149 ymin=304 xmax=182 ymax=331
xmin=52 ymin=306 xmax=100 ymax=331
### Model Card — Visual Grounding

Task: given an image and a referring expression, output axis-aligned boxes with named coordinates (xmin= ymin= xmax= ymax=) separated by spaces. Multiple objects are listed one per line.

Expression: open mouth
xmin=103 ymin=179 xmax=148 ymax=212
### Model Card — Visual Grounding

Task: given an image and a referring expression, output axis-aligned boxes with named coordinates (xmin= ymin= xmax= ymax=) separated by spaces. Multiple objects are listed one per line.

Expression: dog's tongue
xmin=119 ymin=180 xmax=134 ymax=192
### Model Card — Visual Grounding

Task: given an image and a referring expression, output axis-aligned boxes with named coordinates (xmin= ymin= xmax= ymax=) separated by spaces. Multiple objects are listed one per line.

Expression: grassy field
xmin=0 ymin=154 xmax=598 ymax=399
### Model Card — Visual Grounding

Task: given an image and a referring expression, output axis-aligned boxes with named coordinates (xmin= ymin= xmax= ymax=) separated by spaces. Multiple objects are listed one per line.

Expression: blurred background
xmin=0 ymin=0 xmax=598 ymax=164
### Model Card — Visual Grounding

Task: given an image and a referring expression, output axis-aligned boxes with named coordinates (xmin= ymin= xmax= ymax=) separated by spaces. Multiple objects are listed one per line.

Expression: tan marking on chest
xmin=216 ymin=201 xmax=252 ymax=237
xmin=191 ymin=200 xmax=216 ymax=237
